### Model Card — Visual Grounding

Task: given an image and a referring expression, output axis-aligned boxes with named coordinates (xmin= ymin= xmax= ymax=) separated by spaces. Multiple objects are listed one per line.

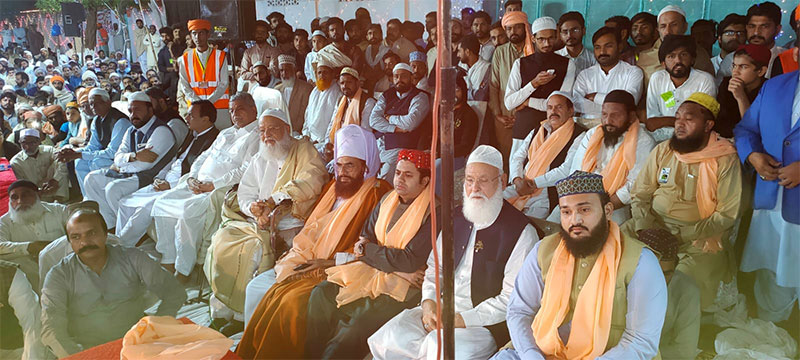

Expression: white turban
xmin=467 ymin=145 xmax=503 ymax=173
xmin=88 ymin=88 xmax=110 ymax=101
xmin=127 ymin=91 xmax=151 ymax=103
xmin=392 ymin=63 xmax=413 ymax=75
xmin=547 ymin=90 xmax=574 ymax=106
xmin=260 ymin=108 xmax=291 ymax=132
xmin=82 ymin=70 xmax=98 ymax=81
xmin=531 ymin=16 xmax=557 ymax=35
xmin=658 ymin=5 xmax=686 ymax=22
xmin=334 ymin=124 xmax=381 ymax=179
xmin=20 ymin=128 xmax=40 ymax=139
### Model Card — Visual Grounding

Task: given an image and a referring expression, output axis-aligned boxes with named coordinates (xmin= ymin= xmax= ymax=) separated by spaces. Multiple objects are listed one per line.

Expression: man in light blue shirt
xmin=55 ymin=88 xmax=131 ymax=193
xmin=493 ymin=171 xmax=667 ymax=360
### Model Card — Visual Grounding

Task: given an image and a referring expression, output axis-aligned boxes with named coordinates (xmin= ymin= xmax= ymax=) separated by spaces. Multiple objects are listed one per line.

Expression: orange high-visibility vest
xmin=182 ymin=48 xmax=230 ymax=109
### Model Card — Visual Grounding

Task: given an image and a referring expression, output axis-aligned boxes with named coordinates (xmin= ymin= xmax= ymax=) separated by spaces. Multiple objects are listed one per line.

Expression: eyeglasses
xmin=722 ymin=30 xmax=746 ymax=37
xmin=464 ymin=174 xmax=501 ymax=188
xmin=560 ymin=28 xmax=582 ymax=35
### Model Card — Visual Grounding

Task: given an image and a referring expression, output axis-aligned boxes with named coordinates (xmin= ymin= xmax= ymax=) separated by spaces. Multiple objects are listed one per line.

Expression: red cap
xmin=736 ymin=44 xmax=772 ymax=67
xmin=397 ymin=149 xmax=431 ymax=170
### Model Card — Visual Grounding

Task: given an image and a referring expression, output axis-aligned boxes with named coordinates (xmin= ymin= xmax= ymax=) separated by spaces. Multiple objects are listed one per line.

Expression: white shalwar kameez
xmin=367 ymin=215 xmax=537 ymax=360
xmin=150 ymin=121 xmax=260 ymax=276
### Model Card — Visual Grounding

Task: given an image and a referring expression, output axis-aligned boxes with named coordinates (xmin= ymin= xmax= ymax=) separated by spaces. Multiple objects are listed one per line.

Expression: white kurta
xmin=114 ymin=127 xmax=215 ymax=247
xmin=368 ymin=211 xmax=538 ymax=360
xmin=151 ymin=121 xmax=260 ymax=276
xmin=572 ymin=61 xmax=644 ymax=119
xmin=303 ymin=85 xmax=343 ymax=146
xmin=238 ymin=150 xmax=302 ymax=231
xmin=645 ymin=68 xmax=716 ymax=142
xmin=0 ymin=269 xmax=46 ymax=360
xmin=504 ymin=122 xmax=576 ymax=219
xmin=533 ymin=123 xmax=656 ymax=224
xmin=322 ymin=96 xmax=377 ymax=150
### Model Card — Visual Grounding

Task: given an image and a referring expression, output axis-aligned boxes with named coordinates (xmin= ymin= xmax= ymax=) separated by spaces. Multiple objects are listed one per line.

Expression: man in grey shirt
xmin=40 ymin=205 xmax=187 ymax=357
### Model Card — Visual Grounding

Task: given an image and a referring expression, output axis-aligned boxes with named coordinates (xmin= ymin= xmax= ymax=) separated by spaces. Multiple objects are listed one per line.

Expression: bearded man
xmin=49 ymin=75 xmax=74 ymax=109
xmin=10 ymin=128 xmax=69 ymax=203
xmin=527 ymin=90 xmax=655 ymax=224
xmin=0 ymin=180 xmax=69 ymax=288
xmin=323 ymin=67 xmax=375 ymax=159
xmin=302 ymin=57 xmax=344 ymax=147
xmin=236 ymin=124 xmax=391 ymax=358
xmin=306 ymin=149 xmax=436 ymax=359
xmin=493 ymin=171 xmax=667 ymax=360
xmin=627 ymin=93 xmax=742 ymax=310
xmin=205 ymin=108 xmax=327 ymax=334
xmin=369 ymin=145 xmax=538 ymax=359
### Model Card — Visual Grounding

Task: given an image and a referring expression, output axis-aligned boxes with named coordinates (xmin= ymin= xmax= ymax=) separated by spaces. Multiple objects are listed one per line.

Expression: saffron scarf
xmin=531 ymin=221 xmax=623 ymax=359
xmin=328 ymin=88 xmax=364 ymax=143
xmin=274 ymin=177 xmax=378 ymax=283
xmin=326 ymin=186 xmax=431 ymax=306
xmin=673 ymin=132 xmax=737 ymax=252
xmin=509 ymin=119 xmax=575 ymax=210
xmin=581 ymin=120 xmax=639 ymax=196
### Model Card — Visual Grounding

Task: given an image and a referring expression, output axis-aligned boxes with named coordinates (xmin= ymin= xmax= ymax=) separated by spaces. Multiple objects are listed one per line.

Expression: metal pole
xmin=436 ymin=0 xmax=456 ymax=358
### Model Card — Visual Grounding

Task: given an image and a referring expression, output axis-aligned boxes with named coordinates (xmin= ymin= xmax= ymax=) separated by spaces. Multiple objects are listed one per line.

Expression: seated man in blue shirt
xmin=493 ymin=171 xmax=667 ymax=360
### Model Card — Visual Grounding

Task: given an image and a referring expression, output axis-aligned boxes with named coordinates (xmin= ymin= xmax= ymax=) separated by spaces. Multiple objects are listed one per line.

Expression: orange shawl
xmin=581 ymin=120 xmax=639 ymax=196
xmin=509 ymin=120 xmax=576 ymax=210
xmin=328 ymin=89 xmax=364 ymax=143
xmin=673 ymin=132 xmax=737 ymax=252
xmin=274 ymin=176 xmax=378 ymax=283
xmin=531 ymin=221 xmax=623 ymax=360
xmin=325 ymin=187 xmax=431 ymax=306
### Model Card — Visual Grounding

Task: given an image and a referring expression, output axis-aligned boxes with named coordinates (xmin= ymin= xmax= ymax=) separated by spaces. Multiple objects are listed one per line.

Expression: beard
xmin=560 ymin=218 xmax=609 ymax=258
xmin=259 ymin=135 xmax=292 ymax=161
xmin=602 ymin=122 xmax=629 ymax=147
xmin=720 ymin=39 xmax=741 ymax=53
xmin=335 ymin=173 xmax=365 ymax=198
xmin=9 ymin=200 xmax=45 ymax=224
xmin=509 ymin=33 xmax=523 ymax=44
xmin=462 ymin=186 xmax=504 ymax=225
xmin=666 ymin=64 xmax=689 ymax=79
xmin=669 ymin=131 xmax=706 ymax=154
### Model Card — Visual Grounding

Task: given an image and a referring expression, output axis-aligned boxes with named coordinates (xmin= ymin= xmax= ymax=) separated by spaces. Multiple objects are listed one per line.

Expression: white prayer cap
xmin=88 ymin=88 xmax=110 ymax=101
xmin=2 ymin=85 xmax=13 ymax=92
xmin=547 ymin=90 xmax=574 ymax=106
xmin=658 ymin=5 xmax=686 ymax=21
xmin=43 ymin=59 xmax=54 ymax=67
xmin=531 ymin=16 xmax=557 ymax=35
xmin=109 ymin=72 xmax=121 ymax=79
xmin=40 ymin=86 xmax=53 ymax=94
xmin=19 ymin=128 xmax=40 ymax=139
xmin=311 ymin=30 xmax=327 ymax=39
xmin=393 ymin=63 xmax=413 ymax=75
xmin=252 ymin=61 xmax=268 ymax=70
xmin=82 ymin=70 xmax=98 ymax=81
xmin=260 ymin=108 xmax=291 ymax=132
xmin=278 ymin=54 xmax=295 ymax=66
xmin=334 ymin=124 xmax=381 ymax=179
xmin=340 ymin=67 xmax=360 ymax=80
xmin=467 ymin=145 xmax=504 ymax=173
xmin=127 ymin=91 xmax=151 ymax=103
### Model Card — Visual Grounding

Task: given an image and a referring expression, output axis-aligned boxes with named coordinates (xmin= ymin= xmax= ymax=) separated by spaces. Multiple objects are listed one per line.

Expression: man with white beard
xmin=205 ymin=108 xmax=327 ymax=335
xmin=368 ymin=145 xmax=538 ymax=359
xmin=149 ymin=93 xmax=261 ymax=283
xmin=274 ymin=55 xmax=314 ymax=136
xmin=0 ymin=180 xmax=69 ymax=288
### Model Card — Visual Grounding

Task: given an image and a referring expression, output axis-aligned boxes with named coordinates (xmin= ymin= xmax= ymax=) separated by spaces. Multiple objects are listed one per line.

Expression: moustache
xmin=569 ymin=225 xmax=589 ymax=233
xmin=78 ymin=244 xmax=100 ymax=254
xmin=597 ymin=55 xmax=610 ymax=60
xmin=749 ymin=35 xmax=765 ymax=43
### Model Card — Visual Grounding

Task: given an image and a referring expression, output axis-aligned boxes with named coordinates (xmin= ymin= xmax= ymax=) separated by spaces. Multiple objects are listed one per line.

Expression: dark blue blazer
xmin=734 ymin=71 xmax=800 ymax=224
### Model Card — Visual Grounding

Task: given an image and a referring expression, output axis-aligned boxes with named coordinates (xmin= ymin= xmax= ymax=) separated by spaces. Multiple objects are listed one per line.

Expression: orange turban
xmin=50 ymin=75 xmax=65 ymax=84
xmin=501 ymin=11 xmax=534 ymax=56
xmin=188 ymin=19 xmax=212 ymax=31
xmin=42 ymin=105 xmax=64 ymax=118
